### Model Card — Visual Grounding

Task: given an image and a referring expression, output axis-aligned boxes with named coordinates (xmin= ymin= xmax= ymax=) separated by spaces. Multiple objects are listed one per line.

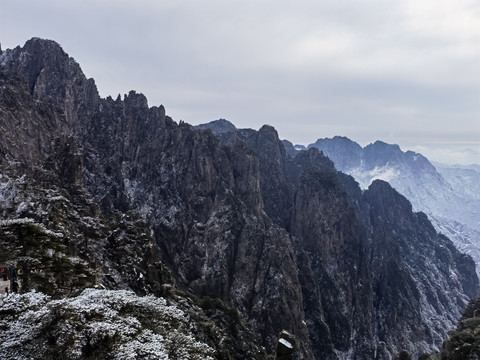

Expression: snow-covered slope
xmin=0 ymin=289 xmax=215 ymax=360
xmin=308 ymin=137 xmax=480 ymax=276
xmin=434 ymin=163 xmax=480 ymax=207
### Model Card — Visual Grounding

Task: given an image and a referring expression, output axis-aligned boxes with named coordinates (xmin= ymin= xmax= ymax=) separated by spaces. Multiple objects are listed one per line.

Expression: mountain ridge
xmin=306 ymin=135 xmax=480 ymax=277
xmin=0 ymin=38 xmax=478 ymax=359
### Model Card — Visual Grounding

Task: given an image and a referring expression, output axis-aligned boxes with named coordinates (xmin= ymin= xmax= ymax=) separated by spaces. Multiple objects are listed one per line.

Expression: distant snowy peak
xmin=306 ymin=137 xmax=473 ymax=224
xmin=307 ymin=136 xmax=441 ymax=187
xmin=306 ymin=135 xmax=480 ymax=277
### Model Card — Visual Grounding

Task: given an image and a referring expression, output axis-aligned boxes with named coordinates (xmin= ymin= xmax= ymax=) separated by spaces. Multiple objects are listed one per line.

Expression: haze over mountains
xmin=303 ymin=137 xmax=480 ymax=276
xmin=0 ymin=38 xmax=479 ymax=360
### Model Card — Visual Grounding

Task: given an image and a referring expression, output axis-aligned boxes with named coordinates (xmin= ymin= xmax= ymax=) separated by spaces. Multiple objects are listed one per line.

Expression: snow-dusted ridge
xmin=0 ymin=289 xmax=215 ymax=360
xmin=308 ymin=137 xmax=480 ymax=276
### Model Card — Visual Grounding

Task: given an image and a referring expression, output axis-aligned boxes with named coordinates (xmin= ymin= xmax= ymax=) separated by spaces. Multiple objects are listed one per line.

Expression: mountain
xmin=0 ymin=38 xmax=478 ymax=359
xmin=194 ymin=118 xmax=237 ymax=134
xmin=433 ymin=163 xmax=480 ymax=206
xmin=193 ymin=120 xmax=478 ymax=358
xmin=308 ymin=137 xmax=480 ymax=278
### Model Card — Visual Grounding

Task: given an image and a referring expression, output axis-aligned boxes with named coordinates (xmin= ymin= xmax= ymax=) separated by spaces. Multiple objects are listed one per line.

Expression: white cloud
xmin=350 ymin=165 xmax=401 ymax=189
xmin=409 ymin=144 xmax=480 ymax=165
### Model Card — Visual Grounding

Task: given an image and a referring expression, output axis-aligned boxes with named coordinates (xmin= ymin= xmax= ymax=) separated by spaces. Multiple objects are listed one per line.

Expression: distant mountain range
xmin=304 ymin=136 xmax=480 ymax=277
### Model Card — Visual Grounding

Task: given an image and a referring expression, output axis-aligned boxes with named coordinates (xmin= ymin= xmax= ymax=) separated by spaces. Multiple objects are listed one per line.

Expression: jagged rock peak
xmin=1 ymin=37 xmax=89 ymax=94
xmin=315 ymin=135 xmax=355 ymax=143
xmin=24 ymin=37 xmax=66 ymax=53
xmin=368 ymin=139 xmax=400 ymax=148
xmin=2 ymin=37 xmax=479 ymax=360
xmin=194 ymin=118 xmax=237 ymax=134
xmin=124 ymin=90 xmax=149 ymax=108
xmin=0 ymin=37 xmax=101 ymax=135
xmin=2 ymin=37 xmax=67 ymax=62
xmin=281 ymin=139 xmax=297 ymax=158
xmin=308 ymin=135 xmax=362 ymax=149
xmin=293 ymin=147 xmax=336 ymax=173
xmin=366 ymin=179 xmax=414 ymax=216
xmin=258 ymin=124 xmax=279 ymax=137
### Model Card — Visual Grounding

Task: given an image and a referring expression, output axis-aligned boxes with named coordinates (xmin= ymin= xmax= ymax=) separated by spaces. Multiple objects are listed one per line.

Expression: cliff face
xmin=288 ymin=155 xmax=374 ymax=359
xmin=364 ymin=180 xmax=477 ymax=358
xmin=0 ymin=38 xmax=478 ymax=359
xmin=0 ymin=40 xmax=270 ymax=359
xmin=201 ymin=120 xmax=478 ymax=359
xmin=308 ymin=136 xmax=480 ymax=281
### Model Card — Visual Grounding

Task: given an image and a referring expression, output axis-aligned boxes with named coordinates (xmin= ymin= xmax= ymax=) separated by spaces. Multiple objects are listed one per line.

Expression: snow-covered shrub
xmin=0 ymin=289 xmax=215 ymax=360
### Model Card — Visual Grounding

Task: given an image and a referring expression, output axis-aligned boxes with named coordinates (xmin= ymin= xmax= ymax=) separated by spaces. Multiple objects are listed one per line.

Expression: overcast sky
xmin=1 ymin=0 xmax=479 ymax=164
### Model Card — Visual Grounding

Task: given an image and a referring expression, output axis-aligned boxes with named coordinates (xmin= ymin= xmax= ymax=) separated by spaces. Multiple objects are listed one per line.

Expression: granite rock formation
xmin=0 ymin=38 xmax=478 ymax=359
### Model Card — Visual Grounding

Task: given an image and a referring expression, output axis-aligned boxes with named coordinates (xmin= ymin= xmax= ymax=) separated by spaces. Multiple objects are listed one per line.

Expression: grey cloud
xmin=1 ymin=0 xmax=479 ymax=164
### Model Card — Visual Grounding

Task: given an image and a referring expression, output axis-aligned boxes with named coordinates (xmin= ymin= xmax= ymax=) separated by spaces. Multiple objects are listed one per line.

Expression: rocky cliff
xmin=0 ymin=40 xmax=267 ymax=359
xmin=307 ymin=136 xmax=480 ymax=280
xmin=0 ymin=38 xmax=478 ymax=359
xmin=196 ymin=119 xmax=478 ymax=359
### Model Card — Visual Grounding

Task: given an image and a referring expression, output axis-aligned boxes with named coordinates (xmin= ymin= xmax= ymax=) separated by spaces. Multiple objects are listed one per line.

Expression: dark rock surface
xmin=197 ymin=121 xmax=479 ymax=359
xmin=0 ymin=38 xmax=478 ymax=359
xmin=194 ymin=118 xmax=237 ymax=134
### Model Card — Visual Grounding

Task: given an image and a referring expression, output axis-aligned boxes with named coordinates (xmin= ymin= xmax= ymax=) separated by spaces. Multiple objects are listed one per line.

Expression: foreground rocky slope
xmin=0 ymin=151 xmax=266 ymax=359
xmin=1 ymin=289 xmax=216 ymax=360
xmin=0 ymin=38 xmax=478 ymax=359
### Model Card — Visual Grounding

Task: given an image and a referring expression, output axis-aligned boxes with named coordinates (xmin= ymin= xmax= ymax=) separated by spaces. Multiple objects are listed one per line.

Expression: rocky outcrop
xmin=2 ymin=39 xmax=311 ymax=357
xmin=1 ymin=38 xmax=478 ymax=359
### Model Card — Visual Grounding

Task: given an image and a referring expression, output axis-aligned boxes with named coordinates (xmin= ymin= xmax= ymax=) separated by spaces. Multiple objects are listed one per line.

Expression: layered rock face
xmin=0 ymin=38 xmax=478 ymax=359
